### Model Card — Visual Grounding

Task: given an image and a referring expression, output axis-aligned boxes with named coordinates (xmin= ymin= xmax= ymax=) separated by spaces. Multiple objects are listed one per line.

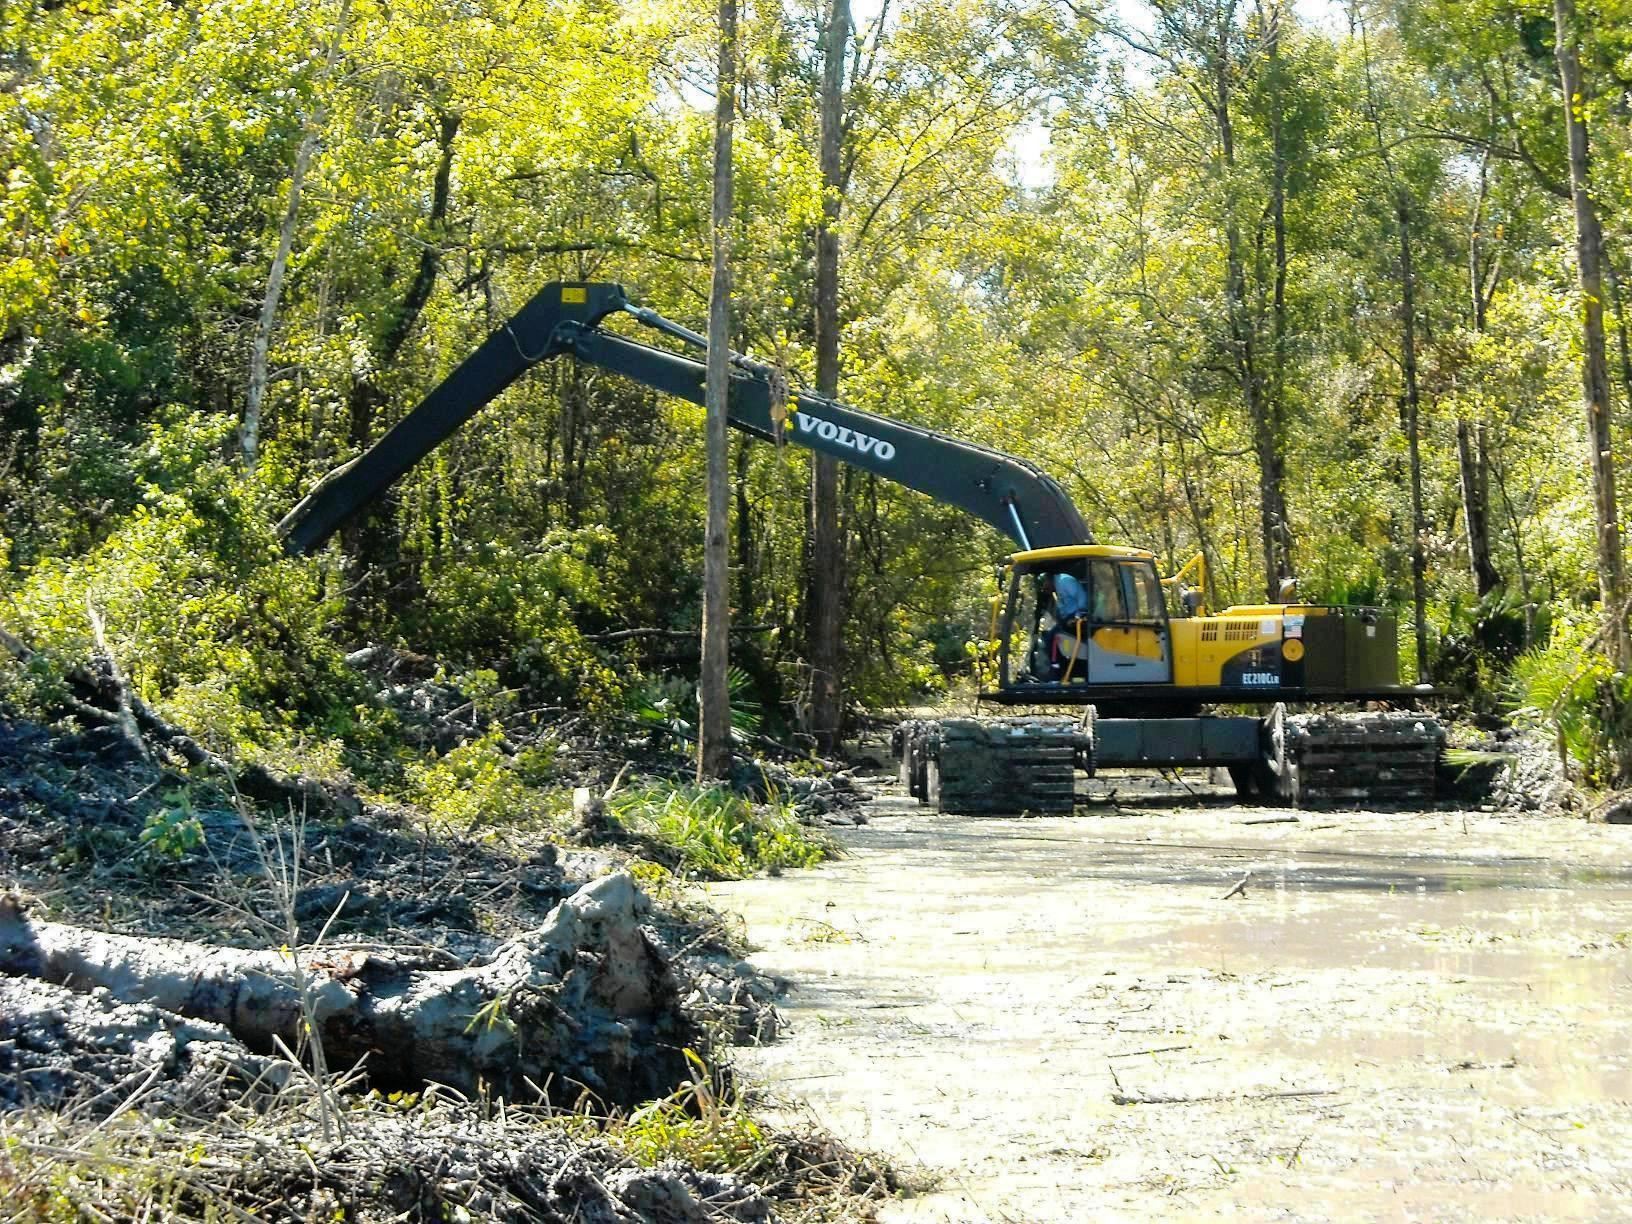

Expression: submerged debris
xmin=1476 ymin=717 xmax=1574 ymax=813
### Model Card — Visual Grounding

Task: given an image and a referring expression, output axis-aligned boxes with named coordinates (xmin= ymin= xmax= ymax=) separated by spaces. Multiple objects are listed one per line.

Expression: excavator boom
xmin=278 ymin=281 xmax=1089 ymax=555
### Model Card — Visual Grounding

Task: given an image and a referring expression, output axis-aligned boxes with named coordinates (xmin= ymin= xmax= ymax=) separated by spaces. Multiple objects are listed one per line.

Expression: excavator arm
xmin=278 ymin=281 xmax=1090 ymax=555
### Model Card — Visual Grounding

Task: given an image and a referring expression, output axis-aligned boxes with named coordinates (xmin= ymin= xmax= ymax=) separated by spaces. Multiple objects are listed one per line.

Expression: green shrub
xmin=605 ymin=781 xmax=829 ymax=879
xmin=1512 ymin=610 xmax=1632 ymax=788
xmin=2 ymin=425 xmax=363 ymax=767
xmin=137 ymin=791 xmax=206 ymax=863
xmin=844 ymin=612 xmax=946 ymax=707
xmin=626 ymin=666 xmax=763 ymax=750
xmin=415 ymin=527 xmax=626 ymax=713
xmin=618 ymin=1096 xmax=769 ymax=1174
xmin=402 ymin=726 xmax=564 ymax=832
xmin=612 ymin=1049 xmax=770 ymax=1174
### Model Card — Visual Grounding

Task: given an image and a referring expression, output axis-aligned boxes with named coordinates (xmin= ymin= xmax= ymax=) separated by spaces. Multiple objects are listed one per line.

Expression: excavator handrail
xmin=1160 ymin=551 xmax=1207 ymax=592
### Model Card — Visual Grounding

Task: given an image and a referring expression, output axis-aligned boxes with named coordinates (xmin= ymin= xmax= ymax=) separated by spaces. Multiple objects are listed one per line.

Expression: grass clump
xmin=603 ymin=1051 xmax=899 ymax=1220
xmin=606 ymin=781 xmax=830 ymax=880
xmin=617 ymin=1052 xmax=771 ymax=1173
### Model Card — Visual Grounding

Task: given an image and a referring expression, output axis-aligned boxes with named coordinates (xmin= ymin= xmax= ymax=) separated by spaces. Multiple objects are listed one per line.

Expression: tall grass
xmin=605 ymin=782 xmax=830 ymax=879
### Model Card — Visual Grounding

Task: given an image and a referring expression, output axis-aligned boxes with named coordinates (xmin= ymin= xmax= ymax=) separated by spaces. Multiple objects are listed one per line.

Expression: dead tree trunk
xmin=0 ymin=875 xmax=695 ymax=1108
xmin=245 ymin=133 xmax=315 ymax=472
xmin=1397 ymin=196 xmax=1431 ymax=682
xmin=244 ymin=0 xmax=352 ymax=470
xmin=1460 ymin=153 xmax=1503 ymax=602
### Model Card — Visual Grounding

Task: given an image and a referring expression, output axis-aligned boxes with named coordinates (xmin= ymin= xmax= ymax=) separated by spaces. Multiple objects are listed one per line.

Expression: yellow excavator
xmin=279 ymin=281 xmax=1441 ymax=813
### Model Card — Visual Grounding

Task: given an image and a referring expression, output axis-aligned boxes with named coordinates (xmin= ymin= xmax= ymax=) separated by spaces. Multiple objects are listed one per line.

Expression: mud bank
xmin=709 ymin=776 xmax=1632 ymax=1222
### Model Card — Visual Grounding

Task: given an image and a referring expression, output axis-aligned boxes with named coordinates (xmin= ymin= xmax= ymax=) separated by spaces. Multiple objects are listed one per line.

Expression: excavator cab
xmin=995 ymin=545 xmax=1175 ymax=693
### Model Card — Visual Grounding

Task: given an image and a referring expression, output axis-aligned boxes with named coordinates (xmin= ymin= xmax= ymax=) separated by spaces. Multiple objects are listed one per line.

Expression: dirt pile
xmin=1 ymin=973 xmax=283 ymax=1116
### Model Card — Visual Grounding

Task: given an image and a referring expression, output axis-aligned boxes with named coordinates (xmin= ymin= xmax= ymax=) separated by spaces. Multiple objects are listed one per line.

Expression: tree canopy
xmin=5 ymin=0 xmax=1632 ymax=778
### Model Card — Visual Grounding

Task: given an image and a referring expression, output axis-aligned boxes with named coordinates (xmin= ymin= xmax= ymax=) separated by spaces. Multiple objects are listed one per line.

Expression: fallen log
xmin=0 ymin=874 xmax=698 ymax=1107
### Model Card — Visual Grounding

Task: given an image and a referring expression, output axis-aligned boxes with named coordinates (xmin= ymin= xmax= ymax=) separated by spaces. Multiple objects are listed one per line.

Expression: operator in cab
xmin=1040 ymin=571 xmax=1089 ymax=680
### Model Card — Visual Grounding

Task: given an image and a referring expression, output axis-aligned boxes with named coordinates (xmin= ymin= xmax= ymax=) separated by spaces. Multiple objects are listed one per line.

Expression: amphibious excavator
xmin=279 ymin=281 xmax=1442 ymax=812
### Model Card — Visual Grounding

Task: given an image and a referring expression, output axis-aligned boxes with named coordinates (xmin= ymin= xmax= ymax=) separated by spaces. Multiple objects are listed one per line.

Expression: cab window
xmin=1121 ymin=563 xmax=1165 ymax=623
xmin=1088 ymin=561 xmax=1126 ymax=622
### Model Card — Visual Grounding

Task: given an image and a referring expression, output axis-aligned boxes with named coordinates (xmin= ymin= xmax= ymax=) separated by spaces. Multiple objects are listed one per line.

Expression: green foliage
xmin=137 ymin=791 xmax=207 ymax=863
xmin=627 ymin=666 xmax=764 ymax=747
xmin=847 ymin=611 xmax=948 ymax=707
xmin=616 ymin=1050 xmax=769 ymax=1174
xmin=402 ymin=727 xmax=564 ymax=833
xmin=3 ymin=421 xmax=363 ymax=766
xmin=605 ymin=782 xmax=829 ymax=880
xmin=3 ymin=0 xmax=1628 ymax=744
xmin=1513 ymin=611 xmax=1632 ymax=789
xmin=619 ymin=1094 xmax=769 ymax=1175
xmin=415 ymin=529 xmax=626 ymax=713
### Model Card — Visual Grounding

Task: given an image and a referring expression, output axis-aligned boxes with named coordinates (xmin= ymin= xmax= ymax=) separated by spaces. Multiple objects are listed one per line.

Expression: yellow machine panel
xmin=1169 ymin=605 xmax=1332 ymax=688
xmin=1171 ymin=613 xmax=1282 ymax=687
xmin=1171 ymin=619 xmax=1268 ymax=685
xmin=1094 ymin=625 xmax=1166 ymax=661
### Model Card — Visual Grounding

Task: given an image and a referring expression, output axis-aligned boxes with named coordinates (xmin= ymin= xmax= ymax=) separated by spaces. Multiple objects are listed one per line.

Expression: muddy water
xmin=707 ymin=778 xmax=1632 ymax=1222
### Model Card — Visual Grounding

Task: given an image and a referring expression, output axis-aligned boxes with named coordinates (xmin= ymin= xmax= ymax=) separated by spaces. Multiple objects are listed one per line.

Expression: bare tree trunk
xmin=698 ymin=0 xmax=737 ymax=782
xmin=1357 ymin=7 xmax=1430 ymax=679
xmin=1212 ymin=5 xmax=1288 ymax=601
xmin=807 ymin=0 xmax=851 ymax=754
xmin=244 ymin=135 xmax=315 ymax=471
xmin=1456 ymin=420 xmax=1501 ymax=598
xmin=1263 ymin=0 xmax=1294 ymax=594
xmin=1460 ymin=153 xmax=1502 ymax=601
xmin=1555 ymin=0 xmax=1628 ymax=665
xmin=1468 ymin=151 xmax=1498 ymax=335
xmin=734 ymin=438 xmax=755 ymax=617
xmin=1604 ymin=249 xmax=1632 ymax=416
xmin=243 ymin=0 xmax=352 ymax=469
xmin=1397 ymin=196 xmax=1431 ymax=681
